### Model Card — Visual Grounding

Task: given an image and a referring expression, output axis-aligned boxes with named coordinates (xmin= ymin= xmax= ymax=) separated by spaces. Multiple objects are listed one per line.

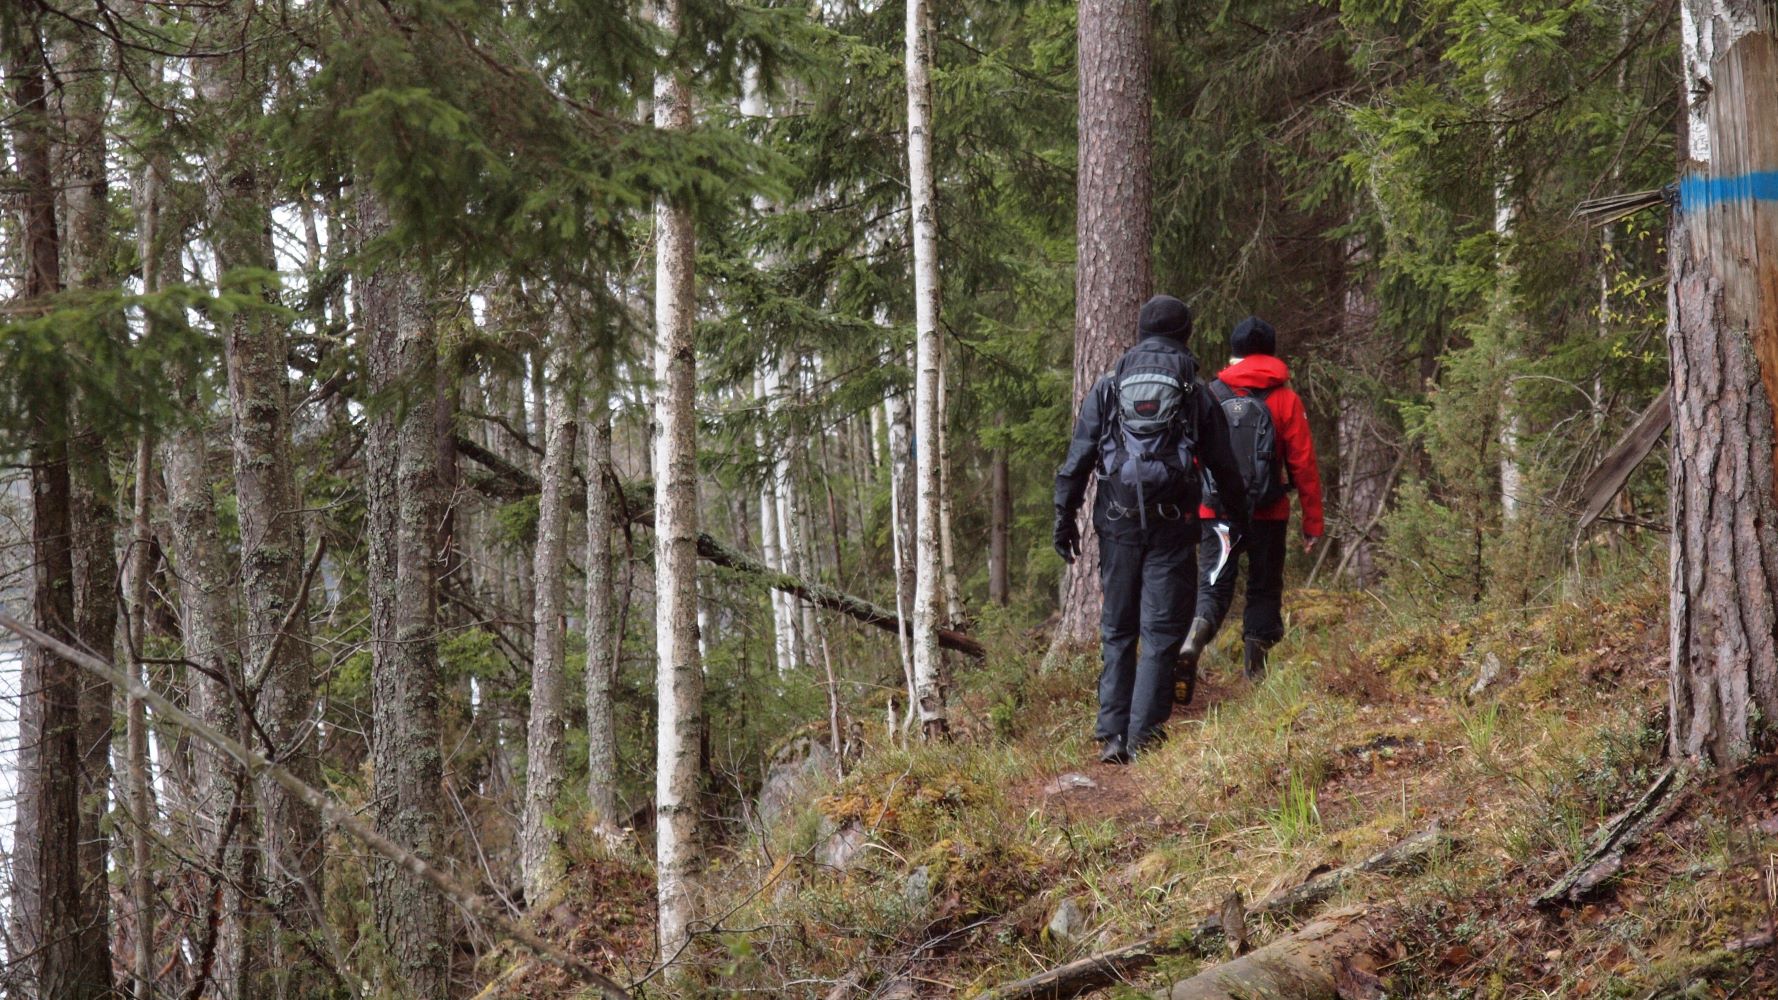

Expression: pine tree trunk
xmin=524 ymin=327 xmax=580 ymax=903
xmin=652 ymin=0 xmax=705 ymax=963
xmin=5 ymin=12 xmax=106 ymax=994
xmin=585 ymin=398 xmax=622 ymax=834
xmin=1336 ymin=235 xmax=1393 ymax=588
xmin=1666 ymin=3 xmax=1778 ymax=764
xmin=1057 ymin=0 xmax=1152 ymax=649
xmin=57 ymin=17 xmax=118 ymax=985
xmin=907 ymin=0 xmax=949 ymax=739
xmin=194 ymin=11 xmax=325 ymax=987
xmin=360 ymin=191 xmax=450 ymax=996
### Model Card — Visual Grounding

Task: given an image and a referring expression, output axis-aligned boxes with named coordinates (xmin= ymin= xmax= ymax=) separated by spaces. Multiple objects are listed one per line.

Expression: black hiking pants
xmin=1194 ymin=518 xmax=1288 ymax=644
xmin=1093 ymin=503 xmax=1197 ymax=752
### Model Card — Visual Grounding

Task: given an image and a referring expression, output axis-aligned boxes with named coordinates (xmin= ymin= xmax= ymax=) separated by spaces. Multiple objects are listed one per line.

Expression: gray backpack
xmin=1097 ymin=344 xmax=1199 ymax=523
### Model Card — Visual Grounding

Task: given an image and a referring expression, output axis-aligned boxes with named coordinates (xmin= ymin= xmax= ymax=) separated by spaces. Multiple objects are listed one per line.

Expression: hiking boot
xmin=1243 ymin=638 xmax=1272 ymax=682
xmin=1176 ymin=618 xmax=1214 ymax=706
xmin=1098 ymin=734 xmax=1131 ymax=765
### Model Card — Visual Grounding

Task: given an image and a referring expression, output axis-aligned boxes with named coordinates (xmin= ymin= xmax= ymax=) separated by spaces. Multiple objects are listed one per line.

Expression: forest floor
xmin=510 ymin=561 xmax=1778 ymax=998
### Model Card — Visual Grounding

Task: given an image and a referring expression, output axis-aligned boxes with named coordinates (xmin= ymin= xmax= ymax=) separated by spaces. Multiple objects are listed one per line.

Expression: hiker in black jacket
xmin=1054 ymin=295 xmax=1251 ymax=763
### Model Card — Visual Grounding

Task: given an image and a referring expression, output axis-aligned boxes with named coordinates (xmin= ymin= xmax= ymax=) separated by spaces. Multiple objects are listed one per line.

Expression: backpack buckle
xmin=1157 ymin=504 xmax=1182 ymax=521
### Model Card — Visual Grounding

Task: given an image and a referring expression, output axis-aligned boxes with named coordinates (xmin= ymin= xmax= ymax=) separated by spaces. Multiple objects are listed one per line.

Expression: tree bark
xmin=523 ymin=324 xmax=580 ymax=903
xmin=886 ymin=391 xmax=918 ymax=730
xmin=652 ymin=0 xmax=705 ymax=965
xmin=56 ymin=14 xmax=118 ymax=986
xmin=907 ymin=0 xmax=949 ymax=739
xmin=1335 ymin=235 xmax=1394 ymax=588
xmin=990 ymin=418 xmax=1012 ymax=606
xmin=124 ymin=436 xmax=158 ymax=1000
xmin=5 ymin=11 xmax=106 ymax=995
xmin=1056 ymin=0 xmax=1152 ymax=649
xmin=1666 ymin=3 xmax=1778 ymax=764
xmin=584 ymin=395 xmax=622 ymax=834
xmin=360 ymin=189 xmax=450 ymax=996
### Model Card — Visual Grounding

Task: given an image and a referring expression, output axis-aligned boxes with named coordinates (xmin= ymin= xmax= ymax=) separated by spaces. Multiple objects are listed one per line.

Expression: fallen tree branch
xmin=1533 ymin=765 xmax=1690 ymax=908
xmin=978 ymin=827 xmax=1447 ymax=1000
xmin=1574 ymin=387 xmax=1671 ymax=536
xmin=0 ymin=609 xmax=634 ymax=1000
xmin=453 ymin=433 xmax=987 ymax=660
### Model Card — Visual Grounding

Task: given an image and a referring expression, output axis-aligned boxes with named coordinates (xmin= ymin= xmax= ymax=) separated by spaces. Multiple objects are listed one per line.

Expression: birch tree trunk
xmin=1491 ymin=102 xmax=1526 ymax=522
xmin=885 ymin=391 xmax=919 ymax=733
xmin=5 ymin=13 xmax=105 ymax=995
xmin=584 ymin=397 xmax=622 ymax=834
xmin=906 ymin=0 xmax=949 ymax=739
xmin=1666 ymin=0 xmax=1778 ymax=764
xmin=652 ymin=0 xmax=706 ymax=963
xmin=524 ymin=327 xmax=580 ymax=903
xmin=361 ymin=190 xmax=450 ymax=996
xmin=1056 ymin=0 xmax=1152 ymax=650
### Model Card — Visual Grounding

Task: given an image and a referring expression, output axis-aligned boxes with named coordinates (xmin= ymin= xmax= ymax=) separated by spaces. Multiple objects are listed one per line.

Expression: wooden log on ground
xmin=1533 ymin=765 xmax=1689 ymax=908
xmin=977 ymin=827 xmax=1446 ymax=1000
xmin=454 ymin=432 xmax=988 ymax=660
xmin=1165 ymin=907 xmax=1385 ymax=1000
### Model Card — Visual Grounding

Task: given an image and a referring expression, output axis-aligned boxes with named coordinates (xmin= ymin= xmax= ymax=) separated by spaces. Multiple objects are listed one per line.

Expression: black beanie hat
xmin=1138 ymin=295 xmax=1192 ymax=342
xmin=1231 ymin=316 xmax=1277 ymax=357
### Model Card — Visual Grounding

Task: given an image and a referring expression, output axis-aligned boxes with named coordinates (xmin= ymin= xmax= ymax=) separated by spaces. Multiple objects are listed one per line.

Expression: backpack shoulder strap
xmin=1208 ymin=379 xmax=1235 ymax=404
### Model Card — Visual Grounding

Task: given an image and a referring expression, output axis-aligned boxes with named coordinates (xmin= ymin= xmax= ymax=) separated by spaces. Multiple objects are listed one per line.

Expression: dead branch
xmin=1533 ymin=765 xmax=1691 ymax=908
xmin=1574 ymin=387 xmax=1671 ymax=536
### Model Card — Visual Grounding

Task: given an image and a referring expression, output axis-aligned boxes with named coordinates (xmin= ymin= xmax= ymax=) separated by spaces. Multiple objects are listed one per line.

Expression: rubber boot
xmin=1175 ymin=618 xmax=1214 ymax=706
xmin=1243 ymin=637 xmax=1272 ymax=683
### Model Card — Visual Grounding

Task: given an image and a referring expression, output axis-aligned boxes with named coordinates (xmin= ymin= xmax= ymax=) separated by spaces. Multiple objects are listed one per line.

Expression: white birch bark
xmin=652 ymin=0 xmax=705 ymax=963
xmin=906 ymin=0 xmax=949 ymax=738
xmin=523 ymin=328 xmax=579 ymax=903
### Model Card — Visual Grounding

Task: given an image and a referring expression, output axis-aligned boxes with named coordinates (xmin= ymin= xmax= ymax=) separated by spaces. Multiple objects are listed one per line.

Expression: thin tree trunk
xmin=125 ymin=436 xmax=157 ymax=1000
xmin=885 ymin=391 xmax=918 ymax=735
xmin=989 ymin=416 xmax=1011 ymax=607
xmin=1056 ymin=0 xmax=1152 ymax=650
xmin=360 ymin=190 xmax=450 ymax=996
xmin=523 ymin=324 xmax=580 ymax=903
xmin=937 ymin=342 xmax=963 ymax=625
xmin=652 ymin=0 xmax=705 ymax=965
xmin=1336 ymin=235 xmax=1393 ymax=588
xmin=1666 ymin=3 xmax=1778 ymax=764
xmin=907 ymin=0 xmax=949 ymax=739
xmin=585 ymin=396 xmax=622 ymax=835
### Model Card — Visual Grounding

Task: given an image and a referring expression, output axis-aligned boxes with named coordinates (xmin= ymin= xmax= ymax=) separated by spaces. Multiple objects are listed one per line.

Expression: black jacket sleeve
xmin=1194 ymin=383 xmax=1251 ymax=526
xmin=1053 ymin=376 xmax=1112 ymax=514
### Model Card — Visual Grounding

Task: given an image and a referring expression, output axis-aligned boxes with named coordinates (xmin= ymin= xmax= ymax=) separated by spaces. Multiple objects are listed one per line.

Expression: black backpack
xmin=1096 ymin=343 xmax=1199 ymax=522
xmin=1205 ymin=379 xmax=1287 ymax=509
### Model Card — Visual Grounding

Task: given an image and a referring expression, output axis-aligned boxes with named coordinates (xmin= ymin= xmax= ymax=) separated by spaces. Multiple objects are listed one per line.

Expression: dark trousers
xmin=1194 ymin=519 xmax=1288 ymax=644
xmin=1094 ymin=529 xmax=1197 ymax=750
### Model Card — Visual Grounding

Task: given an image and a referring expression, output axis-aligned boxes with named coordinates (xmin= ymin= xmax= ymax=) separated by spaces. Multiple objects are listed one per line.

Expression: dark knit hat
xmin=1231 ymin=316 xmax=1277 ymax=357
xmin=1138 ymin=295 xmax=1192 ymax=342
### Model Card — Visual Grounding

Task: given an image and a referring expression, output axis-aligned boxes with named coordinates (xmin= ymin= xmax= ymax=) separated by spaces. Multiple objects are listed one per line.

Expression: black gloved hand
xmin=1053 ymin=508 xmax=1081 ymax=564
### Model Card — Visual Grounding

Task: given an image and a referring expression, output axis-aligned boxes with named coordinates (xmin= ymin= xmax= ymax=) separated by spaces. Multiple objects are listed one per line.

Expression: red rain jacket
xmin=1197 ymin=355 xmax=1324 ymax=536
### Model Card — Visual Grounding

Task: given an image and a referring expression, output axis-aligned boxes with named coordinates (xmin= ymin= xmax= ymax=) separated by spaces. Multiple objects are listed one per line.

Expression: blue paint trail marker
xmin=1680 ymin=170 xmax=1778 ymax=209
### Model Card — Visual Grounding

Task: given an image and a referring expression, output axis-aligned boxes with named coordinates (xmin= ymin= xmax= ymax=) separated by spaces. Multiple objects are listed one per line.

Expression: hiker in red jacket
xmin=1177 ymin=316 xmax=1323 ymax=689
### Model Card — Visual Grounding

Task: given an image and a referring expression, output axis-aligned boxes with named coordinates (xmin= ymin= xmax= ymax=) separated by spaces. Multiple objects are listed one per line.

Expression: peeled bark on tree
xmin=652 ymin=0 xmax=705 ymax=964
xmin=1666 ymin=2 xmax=1778 ymax=764
xmin=194 ymin=10 xmax=326 ymax=987
xmin=1056 ymin=0 xmax=1152 ymax=651
xmin=907 ymin=0 xmax=950 ymax=739
xmin=585 ymin=397 xmax=623 ymax=835
xmin=361 ymin=190 xmax=450 ymax=996
xmin=4 ymin=14 xmax=106 ymax=995
xmin=524 ymin=328 xmax=580 ymax=903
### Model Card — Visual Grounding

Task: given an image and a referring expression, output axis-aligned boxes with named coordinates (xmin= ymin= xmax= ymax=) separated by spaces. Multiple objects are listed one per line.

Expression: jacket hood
xmin=1217 ymin=354 xmax=1291 ymax=389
